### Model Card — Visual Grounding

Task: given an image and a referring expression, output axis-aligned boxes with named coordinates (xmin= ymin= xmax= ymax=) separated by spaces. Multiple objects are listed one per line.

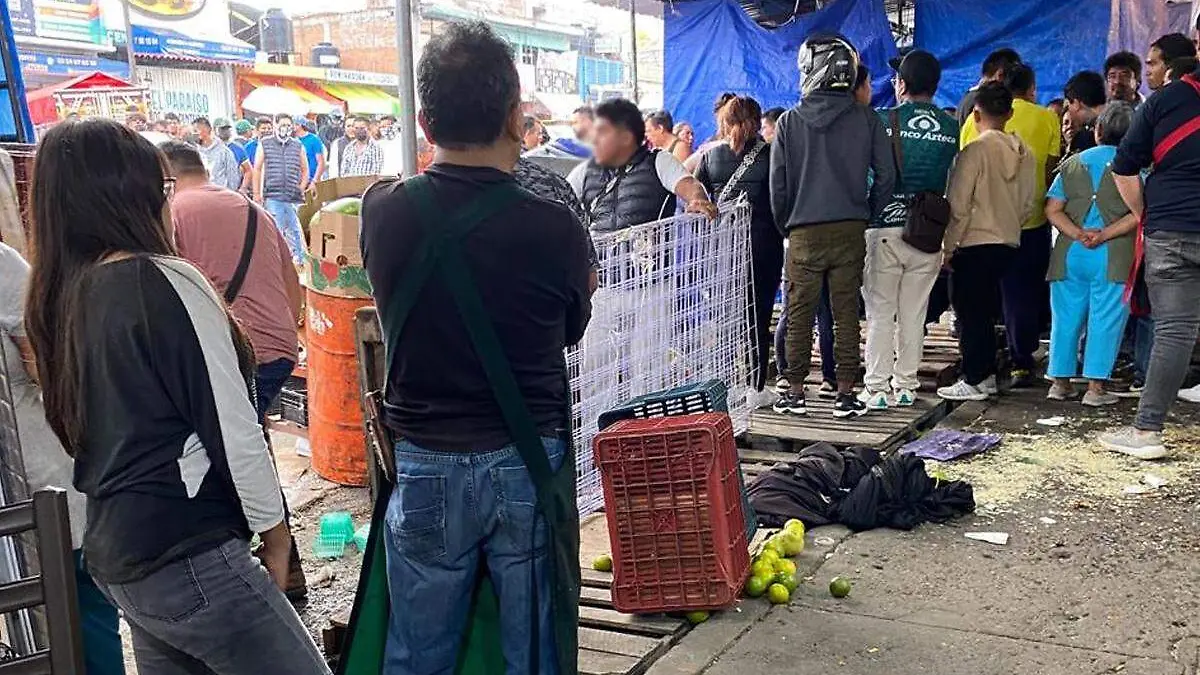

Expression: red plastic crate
xmin=593 ymin=412 xmax=751 ymax=614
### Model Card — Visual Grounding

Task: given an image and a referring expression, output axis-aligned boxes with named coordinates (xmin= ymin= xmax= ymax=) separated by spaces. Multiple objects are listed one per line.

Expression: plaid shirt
xmin=513 ymin=157 xmax=597 ymax=267
xmin=339 ymin=140 xmax=384 ymax=177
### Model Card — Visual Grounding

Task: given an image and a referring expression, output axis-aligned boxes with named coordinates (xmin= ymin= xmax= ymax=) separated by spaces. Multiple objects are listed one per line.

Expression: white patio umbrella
xmin=242 ymin=85 xmax=307 ymax=115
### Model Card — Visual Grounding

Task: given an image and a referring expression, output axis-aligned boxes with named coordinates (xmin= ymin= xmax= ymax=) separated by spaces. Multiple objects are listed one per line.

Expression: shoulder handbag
xmin=716 ymin=140 xmax=767 ymax=204
xmin=891 ymin=109 xmax=952 ymax=254
xmin=223 ymin=195 xmax=259 ymax=304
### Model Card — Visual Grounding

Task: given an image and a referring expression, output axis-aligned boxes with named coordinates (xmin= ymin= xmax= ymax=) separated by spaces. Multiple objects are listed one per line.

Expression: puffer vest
xmin=581 ymin=147 xmax=674 ymax=233
xmin=260 ymin=135 xmax=304 ymax=203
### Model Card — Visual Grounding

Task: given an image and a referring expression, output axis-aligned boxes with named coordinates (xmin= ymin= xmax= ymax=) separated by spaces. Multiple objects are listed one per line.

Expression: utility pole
xmin=394 ymin=0 xmax=419 ymax=178
xmin=629 ymin=0 xmax=638 ymax=104
xmin=122 ymin=0 xmax=138 ymax=84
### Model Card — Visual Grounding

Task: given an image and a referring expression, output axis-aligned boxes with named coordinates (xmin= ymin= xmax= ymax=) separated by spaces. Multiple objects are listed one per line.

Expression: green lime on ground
xmin=686 ymin=611 xmax=710 ymax=624
xmin=773 ymin=571 xmax=799 ymax=593
xmin=744 ymin=574 xmax=770 ymax=598
xmin=773 ymin=558 xmax=797 ymax=576
xmin=784 ymin=518 xmax=806 ymax=533
xmin=759 ymin=546 xmax=781 ymax=563
xmin=767 ymin=583 xmax=790 ymax=605
xmin=776 ymin=530 xmax=805 ymax=556
xmin=592 ymin=554 xmax=613 ymax=572
xmin=829 ymin=576 xmax=852 ymax=598
xmin=751 ymin=559 xmax=774 ymax=578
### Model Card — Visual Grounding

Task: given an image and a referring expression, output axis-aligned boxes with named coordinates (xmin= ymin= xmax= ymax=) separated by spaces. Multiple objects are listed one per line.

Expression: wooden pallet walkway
xmin=747 ymin=390 xmax=948 ymax=450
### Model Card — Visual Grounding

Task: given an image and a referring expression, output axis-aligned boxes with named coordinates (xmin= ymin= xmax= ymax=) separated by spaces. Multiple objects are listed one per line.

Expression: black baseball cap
xmin=890 ymin=49 xmax=941 ymax=79
xmin=890 ymin=49 xmax=942 ymax=95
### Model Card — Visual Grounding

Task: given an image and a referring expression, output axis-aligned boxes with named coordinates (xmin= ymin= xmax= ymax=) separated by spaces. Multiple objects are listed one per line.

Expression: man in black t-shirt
xmin=1100 ymin=64 xmax=1200 ymax=461
xmin=359 ymin=21 xmax=592 ymax=672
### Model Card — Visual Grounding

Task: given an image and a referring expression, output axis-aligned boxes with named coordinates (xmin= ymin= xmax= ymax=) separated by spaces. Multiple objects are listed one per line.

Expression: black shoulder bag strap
xmin=889 ymin=108 xmax=905 ymax=191
xmin=224 ymin=195 xmax=258 ymax=304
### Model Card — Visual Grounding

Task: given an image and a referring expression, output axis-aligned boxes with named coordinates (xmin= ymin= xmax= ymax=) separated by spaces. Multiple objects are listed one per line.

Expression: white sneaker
xmin=893 ymin=389 xmax=917 ymax=407
xmin=978 ymin=375 xmax=999 ymax=395
xmin=1046 ymin=381 xmax=1075 ymax=401
xmin=1177 ymin=384 xmax=1200 ymax=404
xmin=1098 ymin=426 xmax=1168 ymax=460
xmin=857 ymin=388 xmax=889 ymax=410
xmin=1081 ymin=390 xmax=1120 ymax=407
xmin=937 ymin=380 xmax=988 ymax=401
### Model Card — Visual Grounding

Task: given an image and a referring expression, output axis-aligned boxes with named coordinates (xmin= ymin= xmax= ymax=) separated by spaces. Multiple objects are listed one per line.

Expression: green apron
xmin=337 ymin=173 xmax=581 ymax=675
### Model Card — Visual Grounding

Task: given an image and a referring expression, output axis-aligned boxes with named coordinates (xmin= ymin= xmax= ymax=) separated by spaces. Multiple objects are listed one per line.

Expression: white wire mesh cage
xmin=568 ymin=200 xmax=757 ymax=516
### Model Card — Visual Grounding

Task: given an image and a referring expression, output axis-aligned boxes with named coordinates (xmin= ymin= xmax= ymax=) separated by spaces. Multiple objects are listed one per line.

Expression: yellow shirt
xmin=960 ymin=99 xmax=1061 ymax=230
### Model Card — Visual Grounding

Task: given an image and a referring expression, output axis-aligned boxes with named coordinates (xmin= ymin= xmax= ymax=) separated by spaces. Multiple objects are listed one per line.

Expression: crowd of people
xmin=1 ymin=11 xmax=1199 ymax=675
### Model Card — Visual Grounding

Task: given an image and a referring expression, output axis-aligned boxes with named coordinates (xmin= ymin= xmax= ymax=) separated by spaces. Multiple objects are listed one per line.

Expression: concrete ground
xmin=653 ymin=387 xmax=1200 ymax=675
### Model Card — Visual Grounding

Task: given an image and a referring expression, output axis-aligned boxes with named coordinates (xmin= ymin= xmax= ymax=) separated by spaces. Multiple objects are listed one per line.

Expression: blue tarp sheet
xmin=916 ymin=0 xmax=1188 ymax=109
xmin=664 ymin=0 xmax=898 ymax=143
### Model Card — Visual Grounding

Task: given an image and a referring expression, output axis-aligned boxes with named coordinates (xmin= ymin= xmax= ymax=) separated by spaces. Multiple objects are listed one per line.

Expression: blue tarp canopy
xmin=664 ymin=0 xmax=1196 ymax=135
xmin=664 ymin=0 xmax=898 ymax=143
xmin=131 ymin=25 xmax=255 ymax=65
xmin=916 ymin=0 xmax=1192 ymax=108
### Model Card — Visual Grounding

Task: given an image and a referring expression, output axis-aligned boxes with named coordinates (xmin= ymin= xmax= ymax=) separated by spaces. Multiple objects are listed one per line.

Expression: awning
xmin=240 ymin=76 xmax=341 ymax=115
xmin=320 ymin=83 xmax=399 ymax=116
xmin=131 ymin=25 xmax=255 ymax=65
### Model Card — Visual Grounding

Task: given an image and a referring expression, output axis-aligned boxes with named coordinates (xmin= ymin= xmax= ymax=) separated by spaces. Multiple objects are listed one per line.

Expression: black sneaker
xmin=833 ymin=393 xmax=868 ymax=418
xmin=818 ymin=380 xmax=838 ymax=399
xmin=772 ymin=391 xmax=807 ymax=415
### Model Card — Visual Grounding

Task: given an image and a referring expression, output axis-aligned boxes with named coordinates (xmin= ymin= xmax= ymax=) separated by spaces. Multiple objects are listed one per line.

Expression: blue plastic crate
xmin=597 ymin=380 xmax=729 ymax=431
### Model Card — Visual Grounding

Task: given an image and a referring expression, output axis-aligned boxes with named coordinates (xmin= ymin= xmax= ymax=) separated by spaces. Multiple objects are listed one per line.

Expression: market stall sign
xmin=10 ymin=0 xmax=107 ymax=46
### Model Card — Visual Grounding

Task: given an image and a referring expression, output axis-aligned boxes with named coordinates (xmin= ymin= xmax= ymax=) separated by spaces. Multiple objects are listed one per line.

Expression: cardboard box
xmin=315 ymin=175 xmax=379 ymax=206
xmin=309 ymin=211 xmax=362 ymax=266
xmin=299 ymin=175 xmax=380 ymax=235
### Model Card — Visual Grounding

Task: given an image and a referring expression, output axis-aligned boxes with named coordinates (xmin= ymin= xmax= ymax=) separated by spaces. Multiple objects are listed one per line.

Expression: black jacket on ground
xmin=746 ymin=442 xmax=975 ymax=532
xmin=769 ymin=91 xmax=897 ymax=234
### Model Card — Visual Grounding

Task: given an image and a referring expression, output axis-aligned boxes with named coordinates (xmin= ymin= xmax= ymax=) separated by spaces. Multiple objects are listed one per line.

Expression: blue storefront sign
xmin=130 ymin=24 xmax=254 ymax=64
xmin=18 ymin=49 xmax=127 ymax=77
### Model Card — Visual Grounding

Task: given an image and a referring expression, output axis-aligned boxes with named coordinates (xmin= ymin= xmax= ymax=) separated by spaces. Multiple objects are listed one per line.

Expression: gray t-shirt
xmin=0 ymin=243 xmax=86 ymax=548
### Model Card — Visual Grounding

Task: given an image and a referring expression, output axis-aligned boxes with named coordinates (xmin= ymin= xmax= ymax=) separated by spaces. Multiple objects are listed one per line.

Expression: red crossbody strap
xmin=1152 ymin=75 xmax=1200 ymax=165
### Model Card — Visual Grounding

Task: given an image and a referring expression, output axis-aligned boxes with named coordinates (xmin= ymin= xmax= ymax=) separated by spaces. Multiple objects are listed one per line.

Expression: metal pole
xmin=395 ymin=0 xmax=419 ymax=178
xmin=122 ymin=0 xmax=139 ymax=84
xmin=629 ymin=0 xmax=639 ymax=104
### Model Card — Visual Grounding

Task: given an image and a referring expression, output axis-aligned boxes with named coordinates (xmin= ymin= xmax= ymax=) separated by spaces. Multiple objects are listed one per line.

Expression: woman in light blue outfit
xmin=1044 ymin=102 xmax=1139 ymax=406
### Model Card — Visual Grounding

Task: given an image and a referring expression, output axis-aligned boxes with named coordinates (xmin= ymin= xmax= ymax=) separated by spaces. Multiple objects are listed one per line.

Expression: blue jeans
xmin=384 ymin=438 xmax=564 ymax=675
xmin=98 ymin=539 xmax=329 ymax=674
xmin=254 ymin=358 xmax=295 ymax=423
xmin=263 ymin=198 xmax=306 ymax=265
xmin=75 ymin=550 xmax=126 ymax=675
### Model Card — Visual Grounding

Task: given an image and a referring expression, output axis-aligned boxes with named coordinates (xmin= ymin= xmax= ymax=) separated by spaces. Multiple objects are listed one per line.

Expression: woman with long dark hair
xmin=24 ymin=118 xmax=329 ymax=674
xmin=695 ymin=96 xmax=785 ymax=401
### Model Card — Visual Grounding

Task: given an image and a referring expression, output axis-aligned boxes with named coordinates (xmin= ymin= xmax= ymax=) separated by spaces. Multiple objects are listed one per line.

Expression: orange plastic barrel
xmin=305 ymin=286 xmax=374 ymax=486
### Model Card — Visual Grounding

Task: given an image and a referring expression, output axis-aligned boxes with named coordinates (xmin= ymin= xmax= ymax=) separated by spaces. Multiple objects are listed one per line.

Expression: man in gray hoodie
xmin=770 ymin=34 xmax=897 ymax=418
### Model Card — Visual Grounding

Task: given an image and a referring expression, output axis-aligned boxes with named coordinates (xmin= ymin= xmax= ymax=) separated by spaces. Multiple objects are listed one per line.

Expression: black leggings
xmin=750 ymin=224 xmax=785 ymax=391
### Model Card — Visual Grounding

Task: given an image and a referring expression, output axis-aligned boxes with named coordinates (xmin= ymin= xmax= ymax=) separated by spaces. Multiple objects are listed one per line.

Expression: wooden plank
xmin=578 ymin=627 xmax=664 ymax=659
xmin=579 ymin=648 xmax=643 ymax=675
xmin=580 ymin=585 xmax=614 ymax=608
xmin=737 ymin=448 xmax=796 ymax=464
xmin=581 ymin=567 xmax=614 ymax=589
xmin=578 ymin=606 xmax=684 ymax=637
